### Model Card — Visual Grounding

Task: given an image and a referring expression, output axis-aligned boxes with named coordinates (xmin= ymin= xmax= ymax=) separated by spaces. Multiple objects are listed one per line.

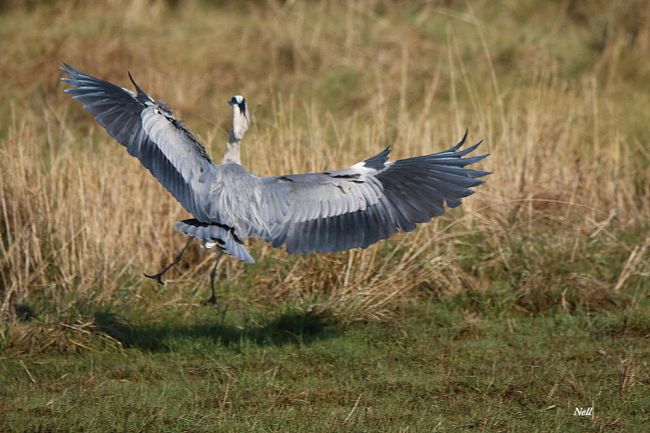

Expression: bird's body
xmin=61 ymin=63 xmax=489 ymax=301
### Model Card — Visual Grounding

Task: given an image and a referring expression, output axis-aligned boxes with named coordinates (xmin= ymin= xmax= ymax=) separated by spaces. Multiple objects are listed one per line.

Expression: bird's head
xmin=228 ymin=95 xmax=249 ymax=140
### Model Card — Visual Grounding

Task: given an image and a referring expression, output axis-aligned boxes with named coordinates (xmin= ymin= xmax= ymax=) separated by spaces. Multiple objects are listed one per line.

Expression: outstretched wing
xmin=270 ymin=134 xmax=489 ymax=253
xmin=210 ymin=133 xmax=489 ymax=254
xmin=61 ymin=63 xmax=215 ymax=221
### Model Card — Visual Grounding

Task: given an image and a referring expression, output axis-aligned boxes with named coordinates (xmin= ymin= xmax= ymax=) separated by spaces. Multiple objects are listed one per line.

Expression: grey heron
xmin=61 ymin=63 xmax=490 ymax=306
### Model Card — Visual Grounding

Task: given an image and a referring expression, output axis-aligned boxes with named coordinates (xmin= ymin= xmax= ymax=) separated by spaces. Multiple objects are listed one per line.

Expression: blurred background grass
xmin=0 ymin=0 xmax=647 ymax=320
xmin=0 ymin=1 xmax=648 ymax=430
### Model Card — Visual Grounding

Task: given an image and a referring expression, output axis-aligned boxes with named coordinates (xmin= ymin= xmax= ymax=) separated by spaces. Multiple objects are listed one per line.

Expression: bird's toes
xmin=202 ymin=295 xmax=219 ymax=309
xmin=143 ymin=273 xmax=165 ymax=286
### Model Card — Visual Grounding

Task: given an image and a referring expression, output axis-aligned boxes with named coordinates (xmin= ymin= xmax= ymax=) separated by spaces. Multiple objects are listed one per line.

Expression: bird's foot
xmin=143 ymin=239 xmax=192 ymax=287
xmin=202 ymin=295 xmax=219 ymax=308
xmin=143 ymin=272 xmax=165 ymax=286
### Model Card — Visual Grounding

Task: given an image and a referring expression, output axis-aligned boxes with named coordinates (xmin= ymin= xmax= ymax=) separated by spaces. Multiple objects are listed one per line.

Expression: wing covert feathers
xmin=271 ymin=134 xmax=489 ymax=254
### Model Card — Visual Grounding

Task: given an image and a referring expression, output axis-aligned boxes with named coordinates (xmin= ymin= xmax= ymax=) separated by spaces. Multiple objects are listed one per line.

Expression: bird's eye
xmin=230 ymin=97 xmax=238 ymax=104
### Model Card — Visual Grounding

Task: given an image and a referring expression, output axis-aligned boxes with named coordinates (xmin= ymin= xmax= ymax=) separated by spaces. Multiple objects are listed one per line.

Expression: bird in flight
xmin=61 ymin=63 xmax=489 ymax=306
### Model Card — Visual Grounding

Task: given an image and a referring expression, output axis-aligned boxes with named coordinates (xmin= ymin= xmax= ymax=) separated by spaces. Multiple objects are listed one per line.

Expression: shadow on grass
xmin=93 ymin=309 xmax=340 ymax=352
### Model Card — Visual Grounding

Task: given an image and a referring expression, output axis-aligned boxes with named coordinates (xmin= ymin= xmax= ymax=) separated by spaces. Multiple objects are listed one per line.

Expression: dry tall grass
xmin=1 ymin=0 xmax=648 ymax=321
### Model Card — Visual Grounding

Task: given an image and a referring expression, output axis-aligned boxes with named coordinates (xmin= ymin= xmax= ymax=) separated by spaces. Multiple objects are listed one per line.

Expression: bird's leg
xmin=143 ymin=238 xmax=192 ymax=285
xmin=203 ymin=256 xmax=221 ymax=308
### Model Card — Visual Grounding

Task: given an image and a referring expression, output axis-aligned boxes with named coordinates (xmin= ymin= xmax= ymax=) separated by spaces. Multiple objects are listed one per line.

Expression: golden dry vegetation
xmin=1 ymin=0 xmax=648 ymax=320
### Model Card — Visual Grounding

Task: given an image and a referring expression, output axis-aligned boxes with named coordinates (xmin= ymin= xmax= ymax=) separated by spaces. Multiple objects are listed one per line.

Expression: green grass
xmin=2 ymin=292 xmax=648 ymax=432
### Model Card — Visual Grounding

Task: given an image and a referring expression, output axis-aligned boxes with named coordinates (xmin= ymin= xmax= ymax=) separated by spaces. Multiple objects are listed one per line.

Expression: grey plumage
xmin=175 ymin=219 xmax=254 ymax=263
xmin=61 ymin=63 xmax=489 ymax=265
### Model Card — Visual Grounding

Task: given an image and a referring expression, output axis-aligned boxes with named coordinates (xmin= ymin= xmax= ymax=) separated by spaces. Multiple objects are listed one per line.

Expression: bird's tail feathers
xmin=175 ymin=219 xmax=255 ymax=264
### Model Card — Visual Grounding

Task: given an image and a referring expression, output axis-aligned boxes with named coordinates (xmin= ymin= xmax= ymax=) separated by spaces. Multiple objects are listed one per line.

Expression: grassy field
xmin=1 ymin=298 xmax=648 ymax=432
xmin=0 ymin=0 xmax=649 ymax=431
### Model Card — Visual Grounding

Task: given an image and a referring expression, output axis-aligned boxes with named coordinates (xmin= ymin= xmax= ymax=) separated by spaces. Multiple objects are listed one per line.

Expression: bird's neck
xmin=223 ymin=131 xmax=241 ymax=165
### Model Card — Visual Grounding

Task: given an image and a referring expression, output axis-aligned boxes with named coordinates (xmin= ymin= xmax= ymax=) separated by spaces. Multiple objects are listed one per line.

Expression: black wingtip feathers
xmin=126 ymin=70 xmax=154 ymax=104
